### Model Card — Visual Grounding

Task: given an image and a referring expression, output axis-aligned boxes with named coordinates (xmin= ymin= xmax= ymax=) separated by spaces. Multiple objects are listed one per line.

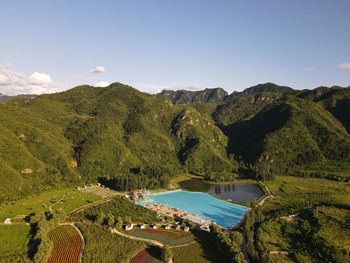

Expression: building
xmin=125 ymin=223 xmax=134 ymax=231
xmin=4 ymin=218 xmax=11 ymax=225
xmin=152 ymin=224 xmax=158 ymax=229
xmin=139 ymin=224 xmax=146 ymax=229
xmin=164 ymin=224 xmax=171 ymax=230
xmin=175 ymin=225 xmax=181 ymax=231
xmin=184 ymin=227 xmax=190 ymax=232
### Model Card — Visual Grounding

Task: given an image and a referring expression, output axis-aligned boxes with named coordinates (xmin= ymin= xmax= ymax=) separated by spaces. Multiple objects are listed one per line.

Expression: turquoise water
xmin=143 ymin=190 xmax=249 ymax=228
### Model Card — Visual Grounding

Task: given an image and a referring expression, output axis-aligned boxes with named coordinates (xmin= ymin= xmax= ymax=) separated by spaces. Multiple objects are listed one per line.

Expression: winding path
xmin=111 ymin=228 xmax=164 ymax=247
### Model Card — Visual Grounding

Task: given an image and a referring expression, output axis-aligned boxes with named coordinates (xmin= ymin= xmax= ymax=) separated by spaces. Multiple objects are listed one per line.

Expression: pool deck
xmin=142 ymin=203 xmax=212 ymax=226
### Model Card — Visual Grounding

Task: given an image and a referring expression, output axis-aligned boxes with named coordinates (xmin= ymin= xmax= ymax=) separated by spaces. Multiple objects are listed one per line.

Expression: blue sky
xmin=1 ymin=0 xmax=350 ymax=95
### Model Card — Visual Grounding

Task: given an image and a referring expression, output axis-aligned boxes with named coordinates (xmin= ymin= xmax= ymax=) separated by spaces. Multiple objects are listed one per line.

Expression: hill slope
xmin=158 ymin=88 xmax=228 ymax=104
xmin=0 ymin=83 xmax=234 ymax=203
xmin=222 ymin=96 xmax=350 ymax=178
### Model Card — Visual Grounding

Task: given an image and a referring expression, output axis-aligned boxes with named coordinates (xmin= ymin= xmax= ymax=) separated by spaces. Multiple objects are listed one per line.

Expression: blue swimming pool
xmin=141 ymin=190 xmax=249 ymax=228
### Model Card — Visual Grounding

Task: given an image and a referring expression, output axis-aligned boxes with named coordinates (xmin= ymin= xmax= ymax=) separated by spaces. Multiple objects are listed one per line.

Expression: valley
xmin=0 ymin=83 xmax=349 ymax=263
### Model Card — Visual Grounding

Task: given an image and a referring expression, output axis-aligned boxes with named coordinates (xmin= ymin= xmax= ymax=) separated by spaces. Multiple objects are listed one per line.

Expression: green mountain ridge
xmin=158 ymin=87 xmax=228 ymax=104
xmin=0 ymin=82 xmax=349 ymax=203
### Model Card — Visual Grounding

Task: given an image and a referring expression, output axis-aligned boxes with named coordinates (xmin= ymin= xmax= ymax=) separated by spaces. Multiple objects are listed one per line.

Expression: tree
xmin=96 ymin=212 xmax=105 ymax=225
xmin=116 ymin=216 xmax=123 ymax=229
xmin=161 ymin=245 xmax=173 ymax=263
xmin=106 ymin=213 xmax=115 ymax=226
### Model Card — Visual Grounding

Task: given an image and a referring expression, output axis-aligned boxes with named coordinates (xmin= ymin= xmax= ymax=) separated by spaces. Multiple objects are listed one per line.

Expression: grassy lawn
xmin=264 ymin=176 xmax=350 ymax=215
xmin=172 ymin=238 xmax=230 ymax=263
xmin=77 ymin=223 xmax=145 ymax=263
xmin=0 ymin=224 xmax=31 ymax=261
xmin=0 ymin=187 xmax=101 ymax=220
xmin=127 ymin=228 xmax=196 ymax=246
xmin=257 ymin=176 xmax=350 ymax=261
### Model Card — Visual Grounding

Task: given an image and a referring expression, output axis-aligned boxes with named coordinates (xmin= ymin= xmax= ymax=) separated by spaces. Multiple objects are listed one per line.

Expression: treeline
xmin=100 ymin=165 xmax=177 ymax=191
xmin=70 ymin=197 xmax=158 ymax=224
xmin=28 ymin=212 xmax=59 ymax=263
xmin=210 ymin=224 xmax=247 ymax=263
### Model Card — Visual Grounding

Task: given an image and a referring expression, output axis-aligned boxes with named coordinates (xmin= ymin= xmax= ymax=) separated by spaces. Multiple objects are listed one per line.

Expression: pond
xmin=179 ymin=178 xmax=264 ymax=202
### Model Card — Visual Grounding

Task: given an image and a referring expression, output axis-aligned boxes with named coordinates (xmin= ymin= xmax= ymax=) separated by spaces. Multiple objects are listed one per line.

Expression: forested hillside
xmin=0 ymin=83 xmax=234 ymax=203
xmin=0 ymin=82 xmax=349 ymax=203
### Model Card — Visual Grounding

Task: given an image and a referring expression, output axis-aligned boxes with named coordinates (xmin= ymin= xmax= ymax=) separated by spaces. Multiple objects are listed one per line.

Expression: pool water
xmin=146 ymin=190 xmax=249 ymax=228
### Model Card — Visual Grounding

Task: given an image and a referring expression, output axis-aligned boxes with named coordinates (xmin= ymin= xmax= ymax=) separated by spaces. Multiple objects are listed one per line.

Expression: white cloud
xmin=30 ymin=72 xmax=52 ymax=85
xmin=94 ymin=81 xmax=110 ymax=87
xmin=339 ymin=63 xmax=350 ymax=69
xmin=89 ymin=66 xmax=105 ymax=74
xmin=0 ymin=64 xmax=67 ymax=95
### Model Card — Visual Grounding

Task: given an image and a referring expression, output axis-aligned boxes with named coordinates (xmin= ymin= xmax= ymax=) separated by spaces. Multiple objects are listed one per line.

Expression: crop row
xmin=48 ymin=225 xmax=83 ymax=263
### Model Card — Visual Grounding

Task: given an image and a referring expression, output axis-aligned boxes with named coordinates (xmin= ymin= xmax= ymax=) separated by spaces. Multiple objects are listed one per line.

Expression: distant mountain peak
xmin=243 ymin=83 xmax=293 ymax=94
xmin=158 ymin=87 xmax=228 ymax=104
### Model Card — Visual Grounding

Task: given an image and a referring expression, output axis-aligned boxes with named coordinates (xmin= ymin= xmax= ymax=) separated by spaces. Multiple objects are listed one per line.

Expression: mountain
xmin=221 ymin=96 xmax=350 ymax=178
xmin=0 ymin=94 xmax=37 ymax=102
xmin=213 ymin=92 xmax=282 ymax=126
xmin=297 ymin=86 xmax=350 ymax=133
xmin=158 ymin=88 xmax=228 ymax=104
xmin=1 ymin=82 xmax=350 ymax=203
xmin=0 ymin=83 xmax=234 ymax=203
xmin=242 ymin=82 xmax=294 ymax=95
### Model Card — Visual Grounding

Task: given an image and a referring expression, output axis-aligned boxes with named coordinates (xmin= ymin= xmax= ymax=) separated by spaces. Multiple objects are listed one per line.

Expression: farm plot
xmin=48 ymin=225 xmax=83 ymax=263
xmin=0 ymin=224 xmax=31 ymax=261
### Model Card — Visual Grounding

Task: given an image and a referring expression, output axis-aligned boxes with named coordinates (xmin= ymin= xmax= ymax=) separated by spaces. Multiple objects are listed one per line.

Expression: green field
xmin=0 ymin=188 xmax=101 ymax=221
xmin=127 ymin=228 xmax=196 ymax=246
xmin=0 ymin=224 xmax=31 ymax=261
xmin=253 ymin=176 xmax=350 ymax=262
xmin=172 ymin=238 xmax=230 ymax=263
xmin=77 ymin=223 xmax=145 ymax=263
xmin=264 ymin=176 xmax=350 ymax=215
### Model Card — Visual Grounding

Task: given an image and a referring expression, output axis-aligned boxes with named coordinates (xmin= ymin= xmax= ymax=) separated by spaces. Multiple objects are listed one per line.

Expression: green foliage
xmin=77 ymin=223 xmax=145 ymax=263
xmin=172 ymin=237 xmax=231 ymax=263
xmin=0 ymin=224 xmax=31 ymax=261
xmin=158 ymin=88 xmax=228 ymax=104
xmin=31 ymin=214 xmax=58 ymax=263
xmin=161 ymin=245 xmax=173 ymax=262
xmin=210 ymin=224 xmax=247 ymax=262
xmin=70 ymin=196 xmax=158 ymax=224
xmin=222 ymin=96 xmax=350 ymax=178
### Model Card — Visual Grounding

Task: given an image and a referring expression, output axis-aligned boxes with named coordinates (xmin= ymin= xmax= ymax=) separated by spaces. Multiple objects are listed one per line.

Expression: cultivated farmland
xmin=48 ymin=225 xmax=83 ymax=263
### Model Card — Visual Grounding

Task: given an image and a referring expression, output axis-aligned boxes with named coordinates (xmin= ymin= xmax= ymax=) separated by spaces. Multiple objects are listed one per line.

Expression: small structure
xmin=152 ymin=224 xmax=158 ymax=229
xmin=4 ymin=218 xmax=12 ymax=225
xmin=200 ymin=224 xmax=211 ymax=232
xmin=184 ymin=226 xmax=190 ymax=232
xmin=175 ymin=225 xmax=181 ymax=231
xmin=164 ymin=224 xmax=171 ymax=230
xmin=139 ymin=223 xmax=146 ymax=229
xmin=125 ymin=223 xmax=134 ymax=231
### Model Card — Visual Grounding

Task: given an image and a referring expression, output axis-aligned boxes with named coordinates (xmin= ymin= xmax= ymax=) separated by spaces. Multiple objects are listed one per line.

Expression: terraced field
xmin=48 ymin=225 xmax=83 ymax=263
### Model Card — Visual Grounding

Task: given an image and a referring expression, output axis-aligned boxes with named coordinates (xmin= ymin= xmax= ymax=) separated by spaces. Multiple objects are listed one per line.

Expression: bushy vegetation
xmin=210 ymin=224 xmax=247 ymax=262
xmin=172 ymin=237 xmax=231 ymax=263
xmin=77 ymin=223 xmax=145 ymax=263
xmin=242 ymin=176 xmax=350 ymax=263
xmin=0 ymin=187 xmax=100 ymax=221
xmin=0 ymin=224 xmax=31 ymax=262
xmin=70 ymin=196 xmax=158 ymax=224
